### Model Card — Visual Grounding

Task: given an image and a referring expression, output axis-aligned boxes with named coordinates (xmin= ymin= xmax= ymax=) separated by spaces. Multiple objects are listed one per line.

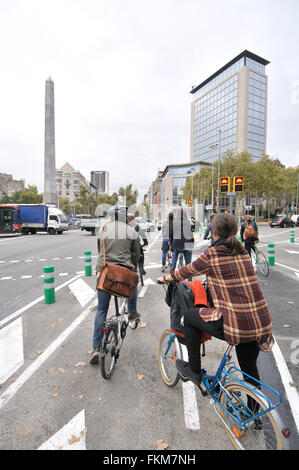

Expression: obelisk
xmin=43 ymin=76 xmax=58 ymax=206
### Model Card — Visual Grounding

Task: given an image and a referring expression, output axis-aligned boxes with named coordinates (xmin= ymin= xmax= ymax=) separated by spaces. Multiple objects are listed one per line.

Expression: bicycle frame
xmin=200 ymin=345 xmax=282 ymax=430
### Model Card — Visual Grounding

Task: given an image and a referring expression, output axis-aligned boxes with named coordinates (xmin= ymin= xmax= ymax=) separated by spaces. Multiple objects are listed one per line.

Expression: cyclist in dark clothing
xmin=240 ymin=215 xmax=258 ymax=258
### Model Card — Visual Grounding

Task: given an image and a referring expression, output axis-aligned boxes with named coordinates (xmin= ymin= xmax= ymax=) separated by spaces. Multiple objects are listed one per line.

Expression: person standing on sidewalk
xmin=161 ymin=212 xmax=173 ymax=272
xmin=89 ymin=205 xmax=141 ymax=365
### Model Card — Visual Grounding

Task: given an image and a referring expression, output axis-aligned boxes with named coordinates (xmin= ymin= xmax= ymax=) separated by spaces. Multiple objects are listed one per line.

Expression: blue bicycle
xmin=158 ymin=285 xmax=290 ymax=450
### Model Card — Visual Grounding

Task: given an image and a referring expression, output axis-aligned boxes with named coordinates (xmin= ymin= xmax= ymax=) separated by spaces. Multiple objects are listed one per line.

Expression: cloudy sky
xmin=0 ymin=0 xmax=298 ymax=199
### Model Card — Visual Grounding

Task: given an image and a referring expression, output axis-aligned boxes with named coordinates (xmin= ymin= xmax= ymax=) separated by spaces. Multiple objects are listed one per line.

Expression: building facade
xmin=159 ymin=162 xmax=211 ymax=213
xmin=190 ymin=50 xmax=270 ymax=164
xmin=0 ymin=173 xmax=25 ymax=197
xmin=56 ymin=163 xmax=89 ymax=201
xmin=90 ymin=171 xmax=109 ymax=196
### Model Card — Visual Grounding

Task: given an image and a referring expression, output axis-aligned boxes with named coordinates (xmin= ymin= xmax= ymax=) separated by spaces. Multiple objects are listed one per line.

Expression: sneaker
xmin=176 ymin=359 xmax=202 ymax=386
xmin=161 ymin=265 xmax=166 ymax=272
xmin=89 ymin=347 xmax=100 ymax=365
xmin=128 ymin=312 xmax=141 ymax=322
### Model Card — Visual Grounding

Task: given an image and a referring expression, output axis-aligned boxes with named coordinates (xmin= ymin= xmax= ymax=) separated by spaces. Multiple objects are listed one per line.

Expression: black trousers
xmin=183 ymin=308 xmax=260 ymax=388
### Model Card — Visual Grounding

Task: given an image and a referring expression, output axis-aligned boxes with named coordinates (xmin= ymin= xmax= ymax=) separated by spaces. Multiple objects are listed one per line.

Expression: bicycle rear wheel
xmin=158 ymin=329 xmax=180 ymax=387
xmin=256 ymin=250 xmax=269 ymax=277
xmin=219 ymin=383 xmax=283 ymax=450
xmin=100 ymin=327 xmax=118 ymax=379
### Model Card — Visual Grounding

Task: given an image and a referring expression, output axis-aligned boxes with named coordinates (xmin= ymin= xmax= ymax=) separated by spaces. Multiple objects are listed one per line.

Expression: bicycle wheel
xmin=256 ymin=250 xmax=269 ymax=277
xmin=158 ymin=329 xmax=180 ymax=387
xmin=219 ymin=383 xmax=283 ymax=450
xmin=100 ymin=327 xmax=118 ymax=379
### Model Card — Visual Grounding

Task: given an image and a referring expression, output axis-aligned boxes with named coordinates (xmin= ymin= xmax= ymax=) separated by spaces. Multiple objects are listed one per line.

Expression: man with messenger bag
xmin=89 ymin=205 xmax=141 ymax=365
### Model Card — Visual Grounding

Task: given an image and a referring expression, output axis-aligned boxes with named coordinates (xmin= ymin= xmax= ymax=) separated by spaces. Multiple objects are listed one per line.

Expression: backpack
xmin=244 ymin=222 xmax=257 ymax=239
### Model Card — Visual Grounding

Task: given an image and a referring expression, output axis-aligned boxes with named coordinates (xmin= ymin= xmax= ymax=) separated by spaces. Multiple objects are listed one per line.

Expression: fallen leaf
xmin=78 ymin=394 xmax=85 ymax=399
xmin=52 ymin=392 xmax=59 ymax=398
xmin=57 ymin=446 xmax=63 ymax=450
xmin=59 ymin=368 xmax=68 ymax=374
xmin=49 ymin=323 xmax=56 ymax=328
xmin=284 ymin=324 xmax=291 ymax=328
xmin=75 ymin=361 xmax=86 ymax=368
xmin=288 ymin=302 xmax=294 ymax=305
xmin=290 ymin=381 xmax=296 ymax=387
xmin=137 ymin=374 xmax=144 ymax=381
xmin=139 ymin=322 xmax=148 ymax=328
xmin=156 ymin=439 xmax=169 ymax=450
xmin=21 ymin=428 xmax=30 ymax=437
xmin=36 ymin=350 xmax=43 ymax=356
xmin=68 ymin=434 xmax=81 ymax=445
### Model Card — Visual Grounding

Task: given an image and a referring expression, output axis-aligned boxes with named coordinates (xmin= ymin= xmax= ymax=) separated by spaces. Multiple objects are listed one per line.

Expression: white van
xmin=48 ymin=207 xmax=69 ymax=234
xmin=291 ymin=214 xmax=299 ymax=226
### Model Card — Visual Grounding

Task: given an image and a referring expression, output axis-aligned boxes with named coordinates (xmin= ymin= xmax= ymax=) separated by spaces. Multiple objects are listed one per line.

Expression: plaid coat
xmin=172 ymin=243 xmax=274 ymax=351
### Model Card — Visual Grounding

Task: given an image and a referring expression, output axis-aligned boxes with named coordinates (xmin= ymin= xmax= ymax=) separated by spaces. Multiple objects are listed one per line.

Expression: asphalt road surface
xmin=0 ymin=225 xmax=298 ymax=451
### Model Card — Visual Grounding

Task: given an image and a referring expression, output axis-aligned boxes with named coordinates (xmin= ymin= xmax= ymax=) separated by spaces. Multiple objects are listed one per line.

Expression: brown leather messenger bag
xmin=96 ymin=238 xmax=139 ymax=298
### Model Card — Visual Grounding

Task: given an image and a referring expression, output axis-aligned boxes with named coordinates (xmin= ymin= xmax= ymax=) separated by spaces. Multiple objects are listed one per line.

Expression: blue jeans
xmin=171 ymin=250 xmax=193 ymax=280
xmin=92 ymin=288 xmax=138 ymax=349
xmin=161 ymin=239 xmax=170 ymax=265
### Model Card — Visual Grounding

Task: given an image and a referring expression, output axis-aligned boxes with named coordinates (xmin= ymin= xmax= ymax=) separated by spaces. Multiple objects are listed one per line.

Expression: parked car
xmin=269 ymin=216 xmax=295 ymax=228
xmin=135 ymin=217 xmax=155 ymax=232
xmin=291 ymin=215 xmax=299 ymax=226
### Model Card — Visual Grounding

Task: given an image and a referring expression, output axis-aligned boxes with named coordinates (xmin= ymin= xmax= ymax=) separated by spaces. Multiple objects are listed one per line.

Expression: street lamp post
xmin=209 ymin=143 xmax=218 ymax=213
xmin=217 ymin=129 xmax=221 ymax=213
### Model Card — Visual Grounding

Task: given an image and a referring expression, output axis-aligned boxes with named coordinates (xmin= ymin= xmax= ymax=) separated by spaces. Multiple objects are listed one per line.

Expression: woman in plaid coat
xmin=159 ymin=213 xmax=273 ymax=388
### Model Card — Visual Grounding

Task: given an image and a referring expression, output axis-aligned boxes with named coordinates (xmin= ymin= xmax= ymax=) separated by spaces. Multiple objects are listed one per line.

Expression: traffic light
xmin=220 ymin=177 xmax=230 ymax=193
xmin=233 ymin=176 xmax=244 ymax=192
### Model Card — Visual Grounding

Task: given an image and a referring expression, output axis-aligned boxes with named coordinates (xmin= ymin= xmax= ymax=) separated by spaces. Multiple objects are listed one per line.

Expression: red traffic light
xmin=220 ymin=177 xmax=230 ymax=193
xmin=233 ymin=176 xmax=244 ymax=192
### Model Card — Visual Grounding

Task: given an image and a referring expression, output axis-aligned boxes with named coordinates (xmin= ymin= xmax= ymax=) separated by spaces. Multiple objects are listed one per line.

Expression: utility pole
xmin=217 ymin=129 xmax=221 ymax=213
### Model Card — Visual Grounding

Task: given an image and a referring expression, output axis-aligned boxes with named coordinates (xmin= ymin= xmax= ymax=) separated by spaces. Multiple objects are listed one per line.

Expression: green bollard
xmin=290 ymin=230 xmax=295 ymax=243
xmin=84 ymin=250 xmax=92 ymax=277
xmin=43 ymin=265 xmax=55 ymax=304
xmin=268 ymin=243 xmax=275 ymax=266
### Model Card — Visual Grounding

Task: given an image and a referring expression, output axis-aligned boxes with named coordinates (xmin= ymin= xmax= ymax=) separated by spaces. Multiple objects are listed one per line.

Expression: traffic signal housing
xmin=220 ymin=177 xmax=230 ymax=193
xmin=233 ymin=176 xmax=244 ymax=192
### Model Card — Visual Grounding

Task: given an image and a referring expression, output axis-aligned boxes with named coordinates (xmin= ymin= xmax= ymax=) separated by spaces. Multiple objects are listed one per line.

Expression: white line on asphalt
xmin=58 ymin=273 xmax=69 ymax=276
xmin=68 ymin=278 xmax=96 ymax=307
xmin=0 ymin=317 xmax=24 ymax=384
xmin=181 ymin=345 xmax=200 ymax=430
xmin=38 ymin=409 xmax=86 ymax=450
xmin=0 ymin=276 xmax=12 ymax=280
xmin=0 ymin=274 xmax=82 ymax=329
xmin=146 ymin=232 xmax=161 ymax=252
xmin=21 ymin=275 xmax=32 ymax=279
xmin=261 ymin=230 xmax=298 ymax=238
xmin=272 ymin=339 xmax=299 ymax=434
xmin=10 ymin=260 xmax=20 ymax=263
xmin=275 ymin=262 xmax=299 ymax=274
xmin=138 ymin=286 xmax=148 ymax=298
xmin=0 ymin=298 xmax=97 ymax=410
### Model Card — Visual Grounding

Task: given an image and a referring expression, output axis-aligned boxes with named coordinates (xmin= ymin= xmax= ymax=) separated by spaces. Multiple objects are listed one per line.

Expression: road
xmin=0 ymin=225 xmax=298 ymax=451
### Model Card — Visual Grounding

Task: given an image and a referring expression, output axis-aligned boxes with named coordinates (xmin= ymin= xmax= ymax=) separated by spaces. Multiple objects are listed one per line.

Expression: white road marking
xmin=275 ymin=262 xmax=299 ymax=274
xmin=21 ymin=275 xmax=32 ymax=279
xmin=181 ymin=345 xmax=200 ymax=430
xmin=0 ymin=298 xmax=97 ymax=410
xmin=58 ymin=273 xmax=69 ymax=277
xmin=38 ymin=410 xmax=86 ymax=450
xmin=138 ymin=286 xmax=148 ymax=297
xmin=0 ymin=274 xmax=82 ymax=329
xmin=68 ymin=278 xmax=96 ymax=307
xmin=272 ymin=339 xmax=299 ymax=434
xmin=0 ymin=318 xmax=24 ymax=384
xmin=0 ymin=277 xmax=12 ymax=280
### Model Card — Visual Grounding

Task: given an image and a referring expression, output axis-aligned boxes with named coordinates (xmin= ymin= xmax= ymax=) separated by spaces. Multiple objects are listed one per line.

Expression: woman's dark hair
xmin=212 ymin=214 xmax=243 ymax=255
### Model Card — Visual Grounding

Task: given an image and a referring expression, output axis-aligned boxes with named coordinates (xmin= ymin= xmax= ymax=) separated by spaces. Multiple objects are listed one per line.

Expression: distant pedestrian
xmin=161 ymin=212 xmax=173 ymax=272
xmin=204 ymin=213 xmax=216 ymax=245
xmin=240 ymin=215 xmax=259 ymax=258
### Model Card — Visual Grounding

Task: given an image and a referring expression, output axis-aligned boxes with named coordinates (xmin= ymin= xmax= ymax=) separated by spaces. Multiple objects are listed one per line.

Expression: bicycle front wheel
xmin=256 ymin=250 xmax=269 ymax=277
xmin=158 ymin=329 xmax=180 ymax=387
xmin=100 ymin=328 xmax=118 ymax=379
xmin=219 ymin=383 xmax=283 ymax=450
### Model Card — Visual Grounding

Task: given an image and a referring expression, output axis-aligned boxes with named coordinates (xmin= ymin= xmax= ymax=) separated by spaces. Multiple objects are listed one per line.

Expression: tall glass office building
xmin=190 ymin=50 xmax=270 ymax=163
